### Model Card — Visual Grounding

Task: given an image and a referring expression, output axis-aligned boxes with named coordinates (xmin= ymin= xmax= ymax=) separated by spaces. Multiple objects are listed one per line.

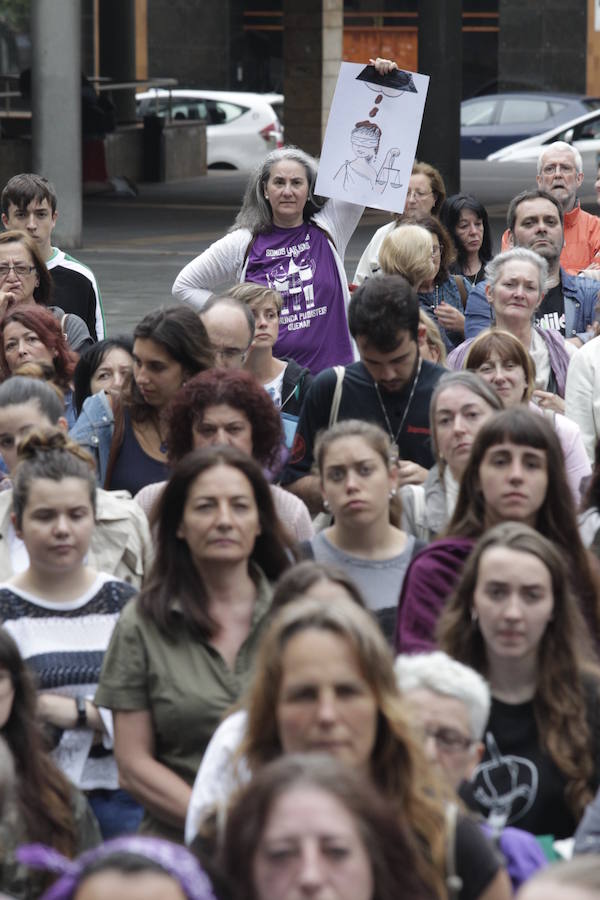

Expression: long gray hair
xmin=231 ymin=146 xmax=326 ymax=235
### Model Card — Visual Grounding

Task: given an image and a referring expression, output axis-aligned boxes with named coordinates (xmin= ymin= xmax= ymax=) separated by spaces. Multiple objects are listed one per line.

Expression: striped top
xmin=0 ymin=573 xmax=136 ymax=789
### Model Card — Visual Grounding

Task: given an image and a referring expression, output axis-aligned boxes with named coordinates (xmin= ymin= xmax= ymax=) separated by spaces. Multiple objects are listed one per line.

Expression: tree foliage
xmin=0 ymin=0 xmax=30 ymax=33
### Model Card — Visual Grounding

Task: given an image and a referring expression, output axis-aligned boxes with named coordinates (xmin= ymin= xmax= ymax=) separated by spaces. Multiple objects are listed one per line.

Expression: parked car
xmin=136 ymin=89 xmax=284 ymax=171
xmin=461 ymin=92 xmax=600 ymax=160
xmin=461 ymin=105 xmax=600 ymax=208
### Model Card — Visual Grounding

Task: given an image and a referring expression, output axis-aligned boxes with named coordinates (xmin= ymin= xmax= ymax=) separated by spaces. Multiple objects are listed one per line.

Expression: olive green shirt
xmin=95 ymin=565 xmax=273 ymax=840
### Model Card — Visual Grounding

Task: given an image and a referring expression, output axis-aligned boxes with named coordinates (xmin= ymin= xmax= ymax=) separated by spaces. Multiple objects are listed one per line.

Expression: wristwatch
xmin=75 ymin=695 xmax=88 ymax=728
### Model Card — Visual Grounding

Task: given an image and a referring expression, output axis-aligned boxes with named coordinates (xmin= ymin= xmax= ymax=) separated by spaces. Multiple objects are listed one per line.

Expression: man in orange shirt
xmin=501 ymin=141 xmax=600 ymax=280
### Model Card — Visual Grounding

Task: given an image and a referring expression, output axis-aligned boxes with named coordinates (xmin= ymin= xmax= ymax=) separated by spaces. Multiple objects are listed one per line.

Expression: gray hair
xmin=231 ymin=146 xmax=325 ymax=235
xmin=0 ymin=376 xmax=64 ymax=423
xmin=537 ymin=140 xmax=583 ymax=175
xmin=484 ymin=247 xmax=548 ymax=295
xmin=429 ymin=370 xmax=504 ymax=464
xmin=394 ymin=650 xmax=491 ymax=740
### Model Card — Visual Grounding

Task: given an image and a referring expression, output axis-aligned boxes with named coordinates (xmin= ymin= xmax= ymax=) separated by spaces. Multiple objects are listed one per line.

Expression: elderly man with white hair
xmin=501 ymin=141 xmax=600 ymax=279
xmin=396 ymin=651 xmax=547 ymax=890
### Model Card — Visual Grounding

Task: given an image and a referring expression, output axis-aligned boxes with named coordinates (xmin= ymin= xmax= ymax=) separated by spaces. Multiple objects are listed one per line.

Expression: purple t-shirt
xmin=246 ymin=222 xmax=353 ymax=374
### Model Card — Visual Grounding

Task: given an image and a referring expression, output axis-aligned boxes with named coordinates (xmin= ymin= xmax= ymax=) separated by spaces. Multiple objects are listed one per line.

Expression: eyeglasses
xmin=541 ymin=163 xmax=576 ymax=176
xmin=423 ymin=726 xmax=474 ymax=753
xmin=214 ymin=346 xmax=247 ymax=364
xmin=407 ymin=189 xmax=433 ymax=200
xmin=0 ymin=263 xmax=36 ymax=279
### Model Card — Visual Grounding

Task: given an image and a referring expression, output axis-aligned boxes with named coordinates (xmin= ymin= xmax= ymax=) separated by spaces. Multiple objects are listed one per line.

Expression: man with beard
xmin=281 ymin=274 xmax=445 ymax=515
xmin=466 ymin=190 xmax=597 ymax=344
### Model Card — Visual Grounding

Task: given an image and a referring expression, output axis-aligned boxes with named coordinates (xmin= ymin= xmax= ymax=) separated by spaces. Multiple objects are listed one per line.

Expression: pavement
xmin=77 ymin=171 xmax=510 ymax=336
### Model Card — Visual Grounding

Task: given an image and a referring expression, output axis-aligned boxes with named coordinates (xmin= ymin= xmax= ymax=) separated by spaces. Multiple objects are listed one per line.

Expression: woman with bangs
xmin=395 ymin=406 xmax=600 ymax=654
xmin=441 ymin=193 xmax=493 ymax=287
xmin=189 ymin=595 xmax=511 ymax=900
xmin=438 ymin=522 xmax=600 ymax=839
xmin=465 ymin=329 xmax=590 ymax=503
xmin=0 ymin=305 xmax=80 ymax=426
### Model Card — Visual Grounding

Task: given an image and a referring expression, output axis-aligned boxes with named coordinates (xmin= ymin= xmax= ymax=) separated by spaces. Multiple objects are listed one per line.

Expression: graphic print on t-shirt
xmin=246 ymin=223 xmax=354 ymax=373
xmin=535 ymin=282 xmax=565 ymax=336
xmin=265 ymin=240 xmax=316 ymax=316
xmin=471 ymin=732 xmax=539 ymax=830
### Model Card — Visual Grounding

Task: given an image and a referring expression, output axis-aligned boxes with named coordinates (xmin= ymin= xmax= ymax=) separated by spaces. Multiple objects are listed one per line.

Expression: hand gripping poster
xmin=316 ymin=64 xmax=429 ymax=213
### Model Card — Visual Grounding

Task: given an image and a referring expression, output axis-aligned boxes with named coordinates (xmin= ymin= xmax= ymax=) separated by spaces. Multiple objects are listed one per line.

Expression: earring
xmin=389 ymin=488 xmax=397 ymax=499
xmin=264 ymin=194 xmax=269 ymax=200
xmin=471 ymin=609 xmax=479 ymax=624
xmin=323 ymin=499 xmax=331 ymax=512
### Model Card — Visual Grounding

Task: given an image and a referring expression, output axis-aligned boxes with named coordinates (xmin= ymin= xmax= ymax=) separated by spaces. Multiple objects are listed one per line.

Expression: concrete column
xmin=99 ymin=0 xmax=136 ymax=122
xmin=417 ymin=0 xmax=462 ymax=195
xmin=283 ymin=0 xmax=343 ymax=156
xmin=31 ymin=0 xmax=82 ymax=249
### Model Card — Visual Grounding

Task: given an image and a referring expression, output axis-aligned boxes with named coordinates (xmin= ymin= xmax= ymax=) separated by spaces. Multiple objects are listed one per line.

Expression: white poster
xmin=316 ymin=63 xmax=429 ymax=214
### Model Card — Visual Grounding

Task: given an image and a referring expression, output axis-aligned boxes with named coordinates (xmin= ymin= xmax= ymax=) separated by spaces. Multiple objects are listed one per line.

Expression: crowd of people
xmin=1 ymin=54 xmax=600 ymax=899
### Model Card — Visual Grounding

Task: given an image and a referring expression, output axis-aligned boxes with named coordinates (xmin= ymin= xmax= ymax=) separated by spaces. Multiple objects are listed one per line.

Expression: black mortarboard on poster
xmin=355 ymin=66 xmax=418 ymax=93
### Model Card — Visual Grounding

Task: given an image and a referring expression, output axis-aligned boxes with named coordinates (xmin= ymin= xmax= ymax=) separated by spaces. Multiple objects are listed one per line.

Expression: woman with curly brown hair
xmin=0 ymin=304 xmax=80 ymax=426
xmin=438 ymin=521 xmax=600 ymax=839
xmin=189 ymin=595 xmax=510 ymax=900
xmin=134 ymin=367 xmax=313 ymax=541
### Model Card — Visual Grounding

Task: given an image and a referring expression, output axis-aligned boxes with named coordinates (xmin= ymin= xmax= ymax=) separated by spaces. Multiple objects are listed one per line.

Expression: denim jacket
xmin=69 ymin=391 xmax=114 ymax=486
xmin=464 ymin=268 xmax=598 ymax=341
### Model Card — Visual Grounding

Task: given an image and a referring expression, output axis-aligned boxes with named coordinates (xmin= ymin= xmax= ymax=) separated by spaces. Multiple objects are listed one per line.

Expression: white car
xmin=461 ymin=106 xmax=600 ymax=208
xmin=136 ymin=89 xmax=284 ymax=172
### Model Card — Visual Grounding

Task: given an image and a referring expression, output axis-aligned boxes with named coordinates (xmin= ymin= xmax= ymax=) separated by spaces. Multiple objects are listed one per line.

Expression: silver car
xmin=136 ymin=88 xmax=284 ymax=172
xmin=461 ymin=106 xmax=600 ymax=208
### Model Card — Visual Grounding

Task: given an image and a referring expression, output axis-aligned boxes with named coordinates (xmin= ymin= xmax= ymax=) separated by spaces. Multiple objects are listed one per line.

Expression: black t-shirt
xmin=280 ymin=358 xmax=445 ymax=485
xmin=455 ymin=815 xmax=503 ymax=900
xmin=470 ymin=697 xmax=575 ymax=838
xmin=50 ymin=266 xmax=99 ymax=340
xmin=535 ymin=280 xmax=565 ymax=336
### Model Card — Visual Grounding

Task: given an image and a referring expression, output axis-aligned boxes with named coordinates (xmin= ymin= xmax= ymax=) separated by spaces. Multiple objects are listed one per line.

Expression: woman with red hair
xmin=0 ymin=305 xmax=79 ymax=426
xmin=135 ymin=368 xmax=313 ymax=542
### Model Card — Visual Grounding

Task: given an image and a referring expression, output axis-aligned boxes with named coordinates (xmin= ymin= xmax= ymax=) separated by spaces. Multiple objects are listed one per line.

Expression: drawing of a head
xmin=351 ymin=121 xmax=381 ymax=159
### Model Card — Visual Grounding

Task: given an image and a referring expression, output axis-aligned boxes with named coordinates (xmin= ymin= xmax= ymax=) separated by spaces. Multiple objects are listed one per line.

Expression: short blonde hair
xmin=379 ymin=224 xmax=434 ymax=288
xmin=228 ymin=281 xmax=282 ymax=314
xmin=419 ymin=310 xmax=447 ymax=365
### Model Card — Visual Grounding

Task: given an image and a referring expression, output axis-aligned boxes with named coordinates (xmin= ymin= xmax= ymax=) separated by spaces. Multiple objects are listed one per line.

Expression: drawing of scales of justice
xmin=266 ymin=255 xmax=316 ymax=317
xmin=316 ymin=63 xmax=429 ymax=215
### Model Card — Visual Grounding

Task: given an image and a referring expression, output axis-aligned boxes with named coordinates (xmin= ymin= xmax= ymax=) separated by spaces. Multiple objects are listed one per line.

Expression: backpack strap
xmin=453 ymin=274 xmax=469 ymax=310
xmin=328 ymin=366 xmax=345 ymax=428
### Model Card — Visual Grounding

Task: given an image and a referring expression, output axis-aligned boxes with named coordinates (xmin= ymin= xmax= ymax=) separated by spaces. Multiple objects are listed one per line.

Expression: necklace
xmin=373 ymin=356 xmax=423 ymax=460
xmin=150 ymin=414 xmax=168 ymax=454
